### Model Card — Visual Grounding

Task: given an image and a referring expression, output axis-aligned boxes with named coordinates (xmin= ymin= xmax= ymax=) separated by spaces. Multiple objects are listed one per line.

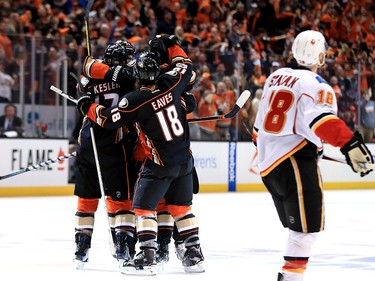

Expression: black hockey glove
xmin=104 ymin=65 xmax=136 ymax=83
xmin=340 ymin=131 xmax=374 ymax=177
xmin=149 ymin=35 xmax=181 ymax=66
xmin=77 ymin=95 xmax=93 ymax=116
xmin=182 ymin=92 xmax=197 ymax=114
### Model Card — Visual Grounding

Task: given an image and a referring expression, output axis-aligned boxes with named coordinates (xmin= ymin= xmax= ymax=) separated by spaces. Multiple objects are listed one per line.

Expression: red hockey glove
xmin=340 ymin=131 xmax=374 ymax=177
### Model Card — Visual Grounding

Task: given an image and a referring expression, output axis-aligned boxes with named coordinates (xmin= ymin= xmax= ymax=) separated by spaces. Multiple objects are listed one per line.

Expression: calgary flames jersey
xmin=253 ymin=67 xmax=353 ymax=176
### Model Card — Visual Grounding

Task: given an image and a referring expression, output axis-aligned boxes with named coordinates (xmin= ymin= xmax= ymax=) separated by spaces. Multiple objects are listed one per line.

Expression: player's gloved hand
xmin=149 ymin=35 xmax=181 ymax=66
xmin=82 ymin=56 xmax=109 ymax=79
xmin=77 ymin=95 xmax=93 ymax=116
xmin=76 ymin=74 xmax=91 ymax=93
xmin=340 ymin=131 xmax=374 ymax=177
xmin=104 ymin=65 xmax=136 ymax=83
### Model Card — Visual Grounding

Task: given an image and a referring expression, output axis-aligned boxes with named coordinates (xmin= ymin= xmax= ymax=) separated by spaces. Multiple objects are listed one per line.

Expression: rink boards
xmin=0 ymin=139 xmax=374 ymax=196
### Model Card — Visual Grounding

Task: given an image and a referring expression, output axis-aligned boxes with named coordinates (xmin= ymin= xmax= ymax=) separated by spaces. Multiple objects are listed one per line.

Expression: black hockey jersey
xmin=79 ymin=77 xmax=136 ymax=148
xmin=86 ymin=62 xmax=196 ymax=166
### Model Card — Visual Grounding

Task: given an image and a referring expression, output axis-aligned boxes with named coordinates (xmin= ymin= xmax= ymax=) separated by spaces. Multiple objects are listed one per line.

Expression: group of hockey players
xmin=72 ymin=35 xmax=203 ymax=275
xmin=71 ymin=30 xmax=374 ymax=281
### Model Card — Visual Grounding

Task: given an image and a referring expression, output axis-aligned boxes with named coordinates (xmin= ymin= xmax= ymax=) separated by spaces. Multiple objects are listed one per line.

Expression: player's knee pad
xmin=285 ymin=229 xmax=319 ymax=257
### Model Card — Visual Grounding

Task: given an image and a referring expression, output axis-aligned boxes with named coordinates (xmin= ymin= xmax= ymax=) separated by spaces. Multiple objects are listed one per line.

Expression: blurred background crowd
xmin=0 ymin=0 xmax=374 ymax=142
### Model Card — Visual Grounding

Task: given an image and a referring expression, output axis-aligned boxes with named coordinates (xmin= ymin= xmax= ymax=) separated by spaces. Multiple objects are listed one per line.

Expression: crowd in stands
xmin=0 ymin=0 xmax=374 ymax=141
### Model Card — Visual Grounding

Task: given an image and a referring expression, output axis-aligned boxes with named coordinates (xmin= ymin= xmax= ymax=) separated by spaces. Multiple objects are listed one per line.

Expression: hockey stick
xmin=82 ymin=0 xmax=117 ymax=260
xmin=188 ymin=90 xmax=251 ymax=122
xmin=0 ymin=152 xmax=76 ymax=180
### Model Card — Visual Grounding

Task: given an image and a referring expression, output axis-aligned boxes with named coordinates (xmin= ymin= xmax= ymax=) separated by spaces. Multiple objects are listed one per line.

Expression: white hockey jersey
xmin=253 ymin=67 xmax=338 ymax=175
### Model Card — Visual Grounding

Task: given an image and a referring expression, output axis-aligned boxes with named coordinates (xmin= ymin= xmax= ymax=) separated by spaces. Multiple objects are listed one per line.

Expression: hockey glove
xmin=82 ymin=56 xmax=109 ymax=79
xmin=76 ymin=74 xmax=92 ymax=93
xmin=340 ymin=131 xmax=374 ymax=177
xmin=77 ymin=95 xmax=93 ymax=116
xmin=149 ymin=35 xmax=181 ymax=66
xmin=104 ymin=65 xmax=136 ymax=83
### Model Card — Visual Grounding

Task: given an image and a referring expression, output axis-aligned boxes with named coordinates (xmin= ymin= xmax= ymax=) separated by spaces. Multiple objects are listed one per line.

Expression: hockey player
xmin=73 ymin=40 xmax=138 ymax=269
xmin=77 ymin=38 xmax=204 ymax=275
xmin=252 ymin=30 xmax=374 ymax=281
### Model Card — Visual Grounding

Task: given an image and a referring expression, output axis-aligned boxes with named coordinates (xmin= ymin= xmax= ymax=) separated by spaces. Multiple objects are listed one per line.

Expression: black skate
xmin=277 ymin=272 xmax=284 ymax=281
xmin=115 ymin=231 xmax=132 ymax=269
xmin=121 ymin=248 xmax=157 ymax=276
xmin=182 ymin=245 xmax=205 ymax=273
xmin=74 ymin=233 xmax=91 ymax=270
xmin=174 ymin=240 xmax=186 ymax=261
xmin=156 ymin=243 xmax=169 ymax=263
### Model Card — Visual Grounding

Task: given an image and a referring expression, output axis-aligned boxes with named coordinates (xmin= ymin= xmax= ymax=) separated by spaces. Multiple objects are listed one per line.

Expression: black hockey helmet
xmin=104 ymin=40 xmax=135 ymax=66
xmin=135 ymin=52 xmax=161 ymax=85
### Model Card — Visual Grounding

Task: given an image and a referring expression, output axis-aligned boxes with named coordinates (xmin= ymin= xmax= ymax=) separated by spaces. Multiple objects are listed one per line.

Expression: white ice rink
xmin=0 ymin=190 xmax=374 ymax=281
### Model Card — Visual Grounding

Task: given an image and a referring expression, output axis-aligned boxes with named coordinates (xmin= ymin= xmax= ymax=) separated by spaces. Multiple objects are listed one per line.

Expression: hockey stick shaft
xmin=0 ymin=152 xmax=76 ymax=180
xmin=188 ymin=90 xmax=251 ymax=122
xmin=322 ymin=155 xmax=375 ymax=169
xmin=84 ymin=0 xmax=95 ymax=56
xmin=83 ymin=0 xmax=116 ymax=257
xmin=50 ymin=85 xmax=78 ymax=104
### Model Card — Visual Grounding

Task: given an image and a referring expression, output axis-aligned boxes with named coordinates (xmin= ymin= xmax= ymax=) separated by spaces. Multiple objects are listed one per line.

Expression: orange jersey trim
xmin=260 ymin=140 xmax=308 ymax=177
xmin=90 ymin=62 xmax=109 ymax=80
xmin=168 ymin=45 xmax=189 ymax=60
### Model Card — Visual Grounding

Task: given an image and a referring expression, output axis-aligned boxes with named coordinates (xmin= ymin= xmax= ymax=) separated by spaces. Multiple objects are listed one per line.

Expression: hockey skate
xmin=120 ymin=248 xmax=157 ymax=276
xmin=277 ymin=272 xmax=284 ymax=281
xmin=156 ymin=242 xmax=169 ymax=263
xmin=174 ymin=240 xmax=186 ymax=261
xmin=115 ymin=231 xmax=133 ymax=269
xmin=182 ymin=245 xmax=205 ymax=273
xmin=74 ymin=233 xmax=91 ymax=270
xmin=155 ymin=242 xmax=169 ymax=272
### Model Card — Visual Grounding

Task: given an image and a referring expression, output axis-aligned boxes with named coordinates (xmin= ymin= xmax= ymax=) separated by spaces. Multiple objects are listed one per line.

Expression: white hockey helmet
xmin=292 ymin=30 xmax=327 ymax=67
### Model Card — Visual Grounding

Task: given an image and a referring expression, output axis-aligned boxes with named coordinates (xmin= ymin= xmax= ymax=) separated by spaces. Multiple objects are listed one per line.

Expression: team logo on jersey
xmin=119 ymin=97 xmax=128 ymax=108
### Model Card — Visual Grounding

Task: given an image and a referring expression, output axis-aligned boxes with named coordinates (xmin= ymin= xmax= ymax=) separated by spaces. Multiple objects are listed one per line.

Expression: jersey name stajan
xmin=254 ymin=67 xmax=337 ymax=174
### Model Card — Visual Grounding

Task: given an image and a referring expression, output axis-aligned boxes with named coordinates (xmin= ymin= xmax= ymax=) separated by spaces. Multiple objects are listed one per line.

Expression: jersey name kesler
xmin=93 ymin=82 xmax=120 ymax=93
xmin=151 ymin=93 xmax=173 ymax=111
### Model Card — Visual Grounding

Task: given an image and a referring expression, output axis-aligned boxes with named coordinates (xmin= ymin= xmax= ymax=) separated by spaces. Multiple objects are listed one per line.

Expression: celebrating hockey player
xmin=73 ymin=40 xmax=138 ymax=269
xmin=77 ymin=36 xmax=204 ymax=275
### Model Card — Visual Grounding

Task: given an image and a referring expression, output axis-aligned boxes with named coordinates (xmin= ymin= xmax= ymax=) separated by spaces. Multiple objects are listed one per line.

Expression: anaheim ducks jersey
xmin=79 ymin=76 xmax=136 ymax=148
xmin=86 ymin=60 xmax=196 ymax=166
xmin=253 ymin=67 xmax=352 ymax=176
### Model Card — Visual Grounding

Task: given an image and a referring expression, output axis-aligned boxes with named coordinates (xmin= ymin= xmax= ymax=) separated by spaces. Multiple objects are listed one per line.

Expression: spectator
xmin=0 ymin=18 xmax=13 ymax=64
xmin=359 ymin=89 xmax=375 ymax=142
xmin=0 ymin=103 xmax=23 ymax=137
xmin=0 ymin=61 xmax=15 ymax=103
xmin=215 ymin=81 xmax=235 ymax=140
xmin=197 ymin=90 xmax=219 ymax=141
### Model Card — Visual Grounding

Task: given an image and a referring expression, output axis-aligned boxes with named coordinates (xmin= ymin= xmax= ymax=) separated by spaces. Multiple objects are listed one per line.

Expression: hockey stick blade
xmin=84 ymin=0 xmax=95 ymax=19
xmin=0 ymin=152 xmax=76 ymax=180
xmin=188 ymin=90 xmax=251 ymax=122
xmin=322 ymin=155 xmax=375 ymax=169
xmin=224 ymin=90 xmax=251 ymax=118
xmin=50 ymin=85 xmax=78 ymax=104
